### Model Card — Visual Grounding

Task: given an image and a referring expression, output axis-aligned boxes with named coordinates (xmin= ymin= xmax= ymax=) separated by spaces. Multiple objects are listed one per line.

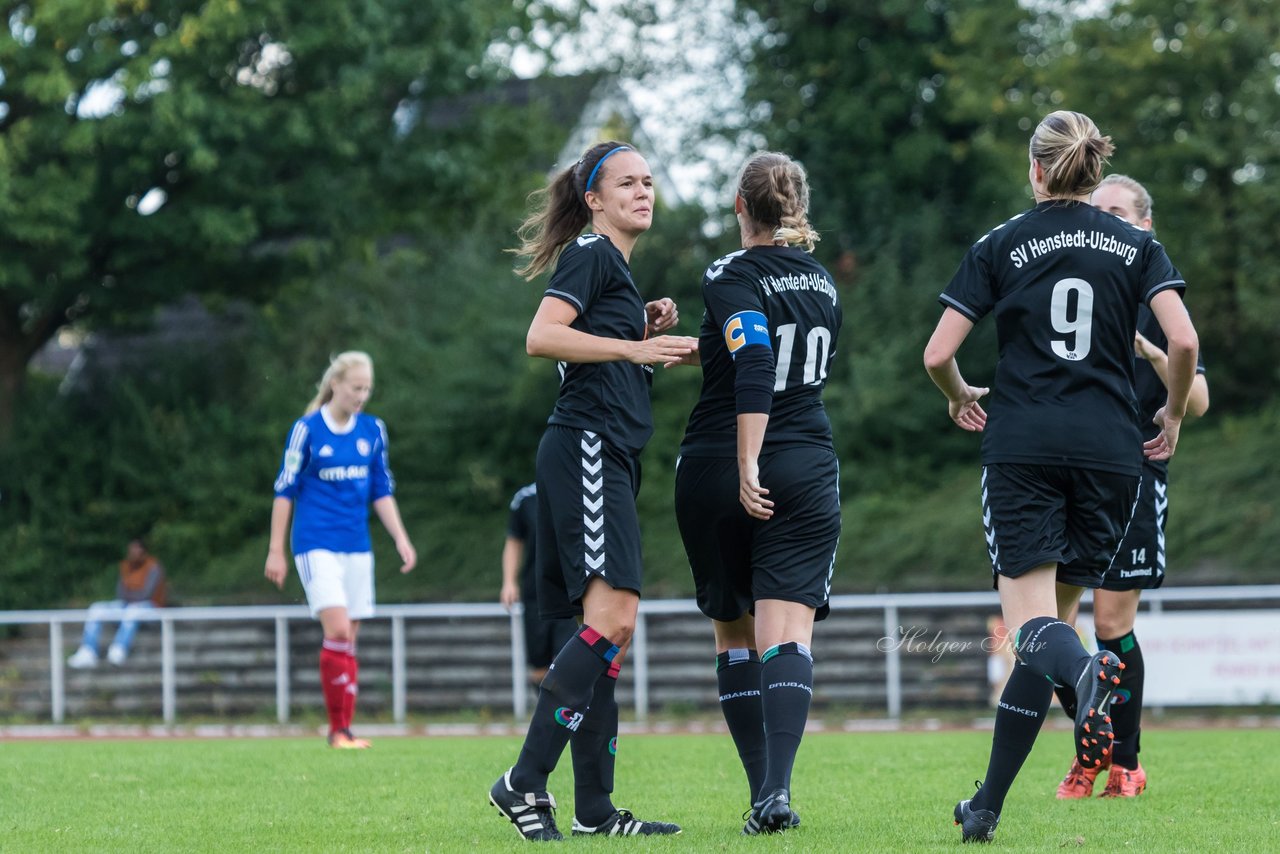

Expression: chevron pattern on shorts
xmin=981 ymin=467 xmax=1001 ymax=572
xmin=1153 ymin=478 xmax=1167 ymax=580
xmin=580 ymin=431 xmax=606 ymax=576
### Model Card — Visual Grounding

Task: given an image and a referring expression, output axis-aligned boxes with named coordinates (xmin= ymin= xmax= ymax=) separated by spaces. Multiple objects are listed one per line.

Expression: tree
xmin=1028 ymin=0 xmax=1280 ymax=409
xmin=0 ymin=0 xmax=528 ymax=439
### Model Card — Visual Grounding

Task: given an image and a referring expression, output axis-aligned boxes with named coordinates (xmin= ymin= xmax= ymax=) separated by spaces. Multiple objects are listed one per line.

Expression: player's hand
xmin=627 ymin=335 xmax=698 ymax=366
xmin=1144 ymin=406 xmax=1182 ymax=460
xmin=645 ymin=298 xmax=679 ymax=336
xmin=264 ymin=552 xmax=288 ymax=590
xmin=500 ymin=581 xmax=519 ymax=611
xmin=948 ymin=385 xmax=989 ymax=432
xmin=396 ymin=539 xmax=418 ymax=574
xmin=1134 ymin=331 xmax=1164 ymax=363
xmin=663 ymin=347 xmax=701 ymax=369
xmin=738 ymin=459 xmax=774 ymax=521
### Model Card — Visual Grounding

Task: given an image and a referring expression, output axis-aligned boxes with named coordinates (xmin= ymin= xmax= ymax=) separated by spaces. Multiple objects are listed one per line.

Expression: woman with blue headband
xmin=489 ymin=140 xmax=695 ymax=841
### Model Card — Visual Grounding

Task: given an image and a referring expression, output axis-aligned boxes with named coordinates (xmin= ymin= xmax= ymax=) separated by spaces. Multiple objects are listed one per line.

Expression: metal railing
xmin=3 ymin=584 xmax=1278 ymax=725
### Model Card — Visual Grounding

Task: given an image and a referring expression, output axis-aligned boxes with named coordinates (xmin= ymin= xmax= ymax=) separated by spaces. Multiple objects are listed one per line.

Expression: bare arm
xmin=264 ymin=496 xmax=293 ymax=590
xmin=526 ymin=296 xmax=697 ymax=365
xmin=501 ymin=536 xmax=523 ymax=610
xmin=1134 ymin=331 xmax=1210 ymax=417
xmin=373 ymin=495 xmax=417 ymax=573
xmin=1143 ymin=289 xmax=1200 ymax=460
xmin=737 ymin=412 xmax=773 ymax=520
xmin=923 ymin=308 xmax=990 ymax=432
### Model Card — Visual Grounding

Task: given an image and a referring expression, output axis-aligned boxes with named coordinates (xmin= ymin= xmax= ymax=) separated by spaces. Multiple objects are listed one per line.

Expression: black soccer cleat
xmin=953 ymin=796 xmax=1000 ymax=844
xmin=1073 ymin=651 xmax=1125 ymax=772
xmin=489 ymin=767 xmax=563 ymax=841
xmin=742 ymin=788 xmax=794 ymax=835
xmin=571 ymin=808 xmax=681 ymax=837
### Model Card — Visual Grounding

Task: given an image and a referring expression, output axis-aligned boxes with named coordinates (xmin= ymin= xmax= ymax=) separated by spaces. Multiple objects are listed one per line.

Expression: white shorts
xmin=295 ymin=550 xmax=375 ymax=620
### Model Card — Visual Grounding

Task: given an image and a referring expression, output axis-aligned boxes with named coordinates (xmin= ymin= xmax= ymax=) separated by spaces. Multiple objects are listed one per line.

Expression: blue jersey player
xmin=265 ymin=351 xmax=417 ymax=749
xmin=487 ymin=140 xmax=695 ymax=841
xmin=675 ymin=151 xmax=842 ymax=834
xmin=924 ymin=112 xmax=1199 ymax=843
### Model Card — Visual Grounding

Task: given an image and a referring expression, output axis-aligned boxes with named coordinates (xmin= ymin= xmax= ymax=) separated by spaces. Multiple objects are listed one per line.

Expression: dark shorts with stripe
xmin=522 ymin=600 xmax=578 ymax=669
xmin=675 ymin=447 xmax=840 ymax=623
xmin=1095 ymin=467 xmax=1167 ymax=591
xmin=981 ymin=463 xmax=1140 ymax=590
xmin=535 ymin=425 xmax=644 ymax=620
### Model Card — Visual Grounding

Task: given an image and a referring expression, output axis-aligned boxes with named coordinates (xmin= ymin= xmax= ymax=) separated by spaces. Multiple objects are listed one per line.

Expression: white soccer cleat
xmin=107 ymin=644 xmax=127 ymax=665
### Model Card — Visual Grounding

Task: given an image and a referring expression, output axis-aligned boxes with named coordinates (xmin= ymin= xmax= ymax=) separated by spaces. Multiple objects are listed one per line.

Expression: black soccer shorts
xmin=981 ymin=463 xmax=1140 ymax=590
xmin=534 ymin=425 xmax=645 ymax=620
xmin=675 ymin=447 xmax=840 ymax=623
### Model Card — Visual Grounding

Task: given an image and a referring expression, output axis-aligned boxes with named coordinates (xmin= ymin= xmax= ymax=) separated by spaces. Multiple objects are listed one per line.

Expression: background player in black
xmin=1055 ymin=174 xmax=1210 ymax=800
xmin=923 ymin=111 xmax=1200 ymax=843
xmin=501 ymin=482 xmax=576 ymax=686
xmin=488 ymin=140 xmax=695 ymax=841
xmin=674 ymin=151 xmax=842 ymax=834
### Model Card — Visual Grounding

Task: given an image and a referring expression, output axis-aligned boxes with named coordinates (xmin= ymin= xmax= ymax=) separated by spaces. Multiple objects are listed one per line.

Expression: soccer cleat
xmin=1100 ymin=762 xmax=1147 ymax=798
xmin=327 ymin=729 xmax=371 ymax=749
xmin=107 ymin=644 xmax=127 ymax=666
xmin=742 ymin=788 xmax=793 ymax=835
xmin=67 ymin=646 xmax=99 ymax=669
xmin=1073 ymin=652 xmax=1124 ymax=771
xmin=571 ymin=809 xmax=682 ymax=837
xmin=953 ymin=795 xmax=999 ymax=844
xmin=1056 ymin=756 xmax=1107 ymax=799
xmin=489 ymin=768 xmax=563 ymax=841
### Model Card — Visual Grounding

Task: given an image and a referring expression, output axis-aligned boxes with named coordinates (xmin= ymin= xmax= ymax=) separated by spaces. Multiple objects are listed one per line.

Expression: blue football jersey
xmin=273 ymin=408 xmax=395 ymax=554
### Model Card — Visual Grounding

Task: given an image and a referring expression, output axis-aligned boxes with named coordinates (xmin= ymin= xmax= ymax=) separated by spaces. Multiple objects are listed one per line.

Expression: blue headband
xmin=584 ymin=146 xmax=632 ymax=193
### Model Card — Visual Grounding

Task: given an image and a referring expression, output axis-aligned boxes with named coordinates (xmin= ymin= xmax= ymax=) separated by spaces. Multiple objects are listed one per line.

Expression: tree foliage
xmin=0 ymin=0 xmax=530 ymax=436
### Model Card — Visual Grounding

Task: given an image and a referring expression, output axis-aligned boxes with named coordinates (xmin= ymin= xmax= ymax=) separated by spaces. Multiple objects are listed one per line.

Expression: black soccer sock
xmin=571 ymin=670 xmax=620 ymax=826
xmin=511 ymin=625 xmax=617 ymax=792
xmin=716 ymin=648 xmax=766 ymax=803
xmin=1054 ymin=682 xmax=1078 ymax=720
xmin=1014 ymin=616 xmax=1091 ymax=688
xmin=759 ymin=642 xmax=813 ymax=797
xmin=971 ymin=660 xmax=1054 ymax=815
xmin=1097 ymin=630 xmax=1143 ymax=769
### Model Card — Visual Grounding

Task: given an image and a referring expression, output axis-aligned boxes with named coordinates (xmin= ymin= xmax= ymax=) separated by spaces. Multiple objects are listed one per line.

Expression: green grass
xmin=3 ymin=728 xmax=1278 ymax=852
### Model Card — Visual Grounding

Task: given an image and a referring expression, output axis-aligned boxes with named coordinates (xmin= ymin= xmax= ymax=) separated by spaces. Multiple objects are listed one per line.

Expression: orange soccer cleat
xmin=327 ymin=729 xmax=371 ymax=749
xmin=1100 ymin=762 xmax=1147 ymax=798
xmin=1056 ymin=756 xmax=1108 ymax=799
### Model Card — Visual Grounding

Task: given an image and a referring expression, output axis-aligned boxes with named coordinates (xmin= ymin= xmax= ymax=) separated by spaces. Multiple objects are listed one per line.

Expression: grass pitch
xmin=3 ymin=726 xmax=1278 ymax=852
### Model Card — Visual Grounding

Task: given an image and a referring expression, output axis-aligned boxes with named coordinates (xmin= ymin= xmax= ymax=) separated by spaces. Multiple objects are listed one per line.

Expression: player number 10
xmin=773 ymin=323 xmax=832 ymax=391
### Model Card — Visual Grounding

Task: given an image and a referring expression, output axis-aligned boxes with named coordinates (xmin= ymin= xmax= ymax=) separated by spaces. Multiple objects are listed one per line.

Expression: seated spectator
xmin=68 ymin=537 xmax=167 ymax=668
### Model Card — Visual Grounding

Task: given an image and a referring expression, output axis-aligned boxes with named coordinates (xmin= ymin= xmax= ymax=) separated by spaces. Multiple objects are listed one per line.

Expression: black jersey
xmin=1134 ymin=305 xmax=1207 ymax=477
xmin=941 ymin=200 xmax=1185 ymax=476
xmin=544 ymin=233 xmax=653 ymax=455
xmin=680 ymin=245 xmax=842 ymax=457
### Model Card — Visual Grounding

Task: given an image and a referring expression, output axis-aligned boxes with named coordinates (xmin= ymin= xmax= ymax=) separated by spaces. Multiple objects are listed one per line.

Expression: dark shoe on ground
xmin=1074 ymin=652 xmax=1124 ymax=771
xmin=953 ymin=796 xmax=999 ymax=844
xmin=571 ymin=809 xmax=681 ymax=836
xmin=742 ymin=788 xmax=793 ymax=835
xmin=489 ymin=767 xmax=563 ymax=841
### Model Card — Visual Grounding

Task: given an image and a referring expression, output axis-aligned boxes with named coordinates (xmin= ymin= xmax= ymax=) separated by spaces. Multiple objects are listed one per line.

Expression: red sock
xmin=320 ymin=639 xmax=354 ymax=735
xmin=341 ymin=653 xmax=359 ymax=731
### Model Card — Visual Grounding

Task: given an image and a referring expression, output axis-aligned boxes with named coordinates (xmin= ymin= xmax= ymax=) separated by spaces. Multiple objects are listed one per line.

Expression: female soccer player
xmin=1054 ymin=174 xmax=1210 ymax=800
xmin=674 ymin=151 xmax=842 ymax=834
xmin=265 ymin=351 xmax=417 ymax=749
xmin=487 ymin=141 xmax=696 ymax=841
xmin=923 ymin=111 xmax=1199 ymax=842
